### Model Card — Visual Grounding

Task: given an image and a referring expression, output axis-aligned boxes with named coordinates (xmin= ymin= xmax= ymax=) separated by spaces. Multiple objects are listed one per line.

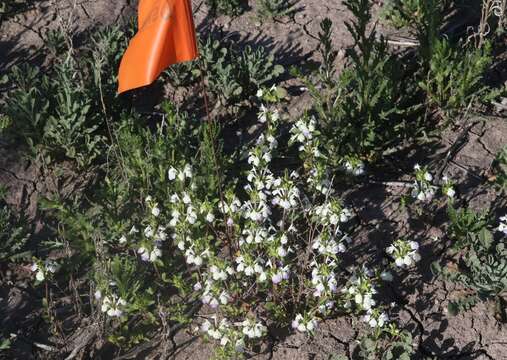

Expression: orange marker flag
xmin=118 ymin=0 xmax=198 ymax=93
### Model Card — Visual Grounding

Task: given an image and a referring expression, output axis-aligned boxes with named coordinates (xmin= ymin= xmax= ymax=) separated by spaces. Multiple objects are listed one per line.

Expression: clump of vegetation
xmin=166 ymin=35 xmax=284 ymax=109
xmin=205 ymin=0 xmax=246 ymax=17
xmin=301 ymin=0 xmax=420 ymax=164
xmin=419 ymin=39 xmax=494 ymax=116
xmin=433 ymin=206 xmax=507 ymax=318
xmin=256 ymin=0 xmax=297 ymax=19
xmin=1 ymin=26 xmax=128 ymax=169
xmin=0 ymin=187 xmax=31 ymax=262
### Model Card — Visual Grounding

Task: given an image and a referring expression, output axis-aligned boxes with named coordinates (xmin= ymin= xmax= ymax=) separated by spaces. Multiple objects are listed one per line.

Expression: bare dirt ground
xmin=1 ymin=0 xmax=507 ymax=359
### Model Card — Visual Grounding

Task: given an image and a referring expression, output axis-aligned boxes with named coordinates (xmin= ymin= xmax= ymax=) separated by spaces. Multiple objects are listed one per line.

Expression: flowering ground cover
xmin=1 ymin=0 xmax=507 ymax=359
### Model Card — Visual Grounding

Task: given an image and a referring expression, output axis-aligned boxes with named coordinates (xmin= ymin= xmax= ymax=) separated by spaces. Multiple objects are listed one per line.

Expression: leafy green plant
xmin=432 ymin=206 xmax=507 ymax=318
xmin=1 ymin=26 xmax=129 ymax=169
xmin=493 ymin=145 xmax=507 ymax=190
xmin=357 ymin=324 xmax=414 ymax=360
xmin=419 ymin=39 xmax=494 ymax=116
xmin=302 ymin=0 xmax=420 ymax=163
xmin=167 ymin=36 xmax=284 ymax=109
xmin=256 ymin=0 xmax=297 ymax=19
xmin=0 ymin=187 xmax=31 ymax=262
xmin=206 ymin=0 xmax=246 ymax=16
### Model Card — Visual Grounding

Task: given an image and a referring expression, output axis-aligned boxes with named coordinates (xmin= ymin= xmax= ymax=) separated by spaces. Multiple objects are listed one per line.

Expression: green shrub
xmin=302 ymin=0 xmax=420 ymax=163
xmin=1 ymin=26 xmax=128 ymax=169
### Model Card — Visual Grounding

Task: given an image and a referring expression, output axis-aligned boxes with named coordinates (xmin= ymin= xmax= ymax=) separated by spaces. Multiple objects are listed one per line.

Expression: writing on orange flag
xmin=118 ymin=0 xmax=198 ymax=93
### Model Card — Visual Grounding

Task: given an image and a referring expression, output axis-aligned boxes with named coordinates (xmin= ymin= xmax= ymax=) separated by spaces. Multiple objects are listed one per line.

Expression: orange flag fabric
xmin=118 ymin=0 xmax=198 ymax=93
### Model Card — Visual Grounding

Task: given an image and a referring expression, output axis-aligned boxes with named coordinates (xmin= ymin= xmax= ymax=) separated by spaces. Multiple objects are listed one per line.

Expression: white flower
xmin=497 ymin=215 xmax=507 ymax=235
xmin=101 ymin=294 xmax=127 ymax=318
xmin=144 ymin=226 xmax=154 ymax=238
xmin=183 ymin=165 xmax=193 ymax=179
xmin=94 ymin=290 xmax=102 ymax=300
xmin=380 ymin=271 xmax=393 ymax=282
xmin=119 ymin=235 xmax=127 ymax=244
xmin=182 ymin=192 xmax=191 ymax=204
xmin=168 ymin=167 xmax=177 ymax=180
xmin=151 ymin=206 xmax=160 ymax=217
xmin=272 ymin=272 xmax=283 ymax=284
xmin=205 ymin=212 xmax=215 ymax=223
xmin=35 ymin=271 xmax=45 ymax=281
xmin=256 ymin=89 xmax=264 ymax=98
xmin=150 ymin=248 xmax=162 ymax=262
xmin=291 ymin=314 xmax=318 ymax=333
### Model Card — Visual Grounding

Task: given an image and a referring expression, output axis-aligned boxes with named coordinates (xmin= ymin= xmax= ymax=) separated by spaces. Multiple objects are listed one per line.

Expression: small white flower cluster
xmin=498 ymin=215 xmax=507 ymax=235
xmin=257 ymin=104 xmax=280 ymax=124
xmin=134 ymin=196 xmax=169 ymax=262
xmin=362 ymin=308 xmax=389 ymax=328
xmin=441 ymin=176 xmax=456 ymax=198
xmin=343 ymin=157 xmax=366 ymax=176
xmin=30 ymin=260 xmax=58 ymax=282
xmin=167 ymin=164 xmax=193 ymax=182
xmin=96 ymin=291 xmax=127 ymax=318
xmin=311 ymin=263 xmax=338 ymax=298
xmin=199 ymin=263 xmax=234 ymax=308
xmin=240 ymin=318 xmax=267 ymax=339
xmin=290 ymin=116 xmax=316 ymax=144
xmin=386 ymin=239 xmax=421 ymax=268
xmin=291 ymin=313 xmax=318 ymax=333
xmin=412 ymin=164 xmax=437 ymax=202
xmin=201 ymin=317 xmax=246 ymax=352
xmin=343 ymin=268 xmax=377 ymax=311
xmin=312 ymin=200 xmax=353 ymax=227
xmin=271 ymin=174 xmax=300 ymax=210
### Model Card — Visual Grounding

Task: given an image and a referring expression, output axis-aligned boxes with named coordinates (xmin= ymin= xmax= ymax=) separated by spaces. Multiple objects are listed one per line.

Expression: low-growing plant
xmin=0 ymin=188 xmax=31 ymax=262
xmin=356 ymin=324 xmax=414 ymax=360
xmin=492 ymin=145 xmax=507 ymax=190
xmin=419 ymin=39 xmax=494 ymax=117
xmin=256 ymin=0 xmax=297 ymax=19
xmin=432 ymin=206 xmax=507 ymax=318
xmin=166 ymin=36 xmax=284 ymax=109
xmin=206 ymin=0 xmax=246 ymax=17
xmin=0 ymin=26 xmax=129 ymax=169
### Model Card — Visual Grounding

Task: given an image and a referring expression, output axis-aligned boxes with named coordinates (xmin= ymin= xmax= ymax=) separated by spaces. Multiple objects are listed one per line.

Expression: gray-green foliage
xmin=419 ymin=39 xmax=494 ymax=115
xmin=432 ymin=205 xmax=507 ymax=316
xmin=40 ymin=104 xmax=218 ymax=347
xmin=206 ymin=0 xmax=245 ymax=16
xmin=494 ymin=146 xmax=507 ymax=190
xmin=0 ymin=188 xmax=30 ymax=262
xmin=303 ymin=0 xmax=419 ymax=162
xmin=356 ymin=327 xmax=414 ymax=360
xmin=167 ymin=36 xmax=284 ymax=108
xmin=1 ymin=26 xmax=128 ymax=169
xmin=256 ymin=0 xmax=297 ymax=19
